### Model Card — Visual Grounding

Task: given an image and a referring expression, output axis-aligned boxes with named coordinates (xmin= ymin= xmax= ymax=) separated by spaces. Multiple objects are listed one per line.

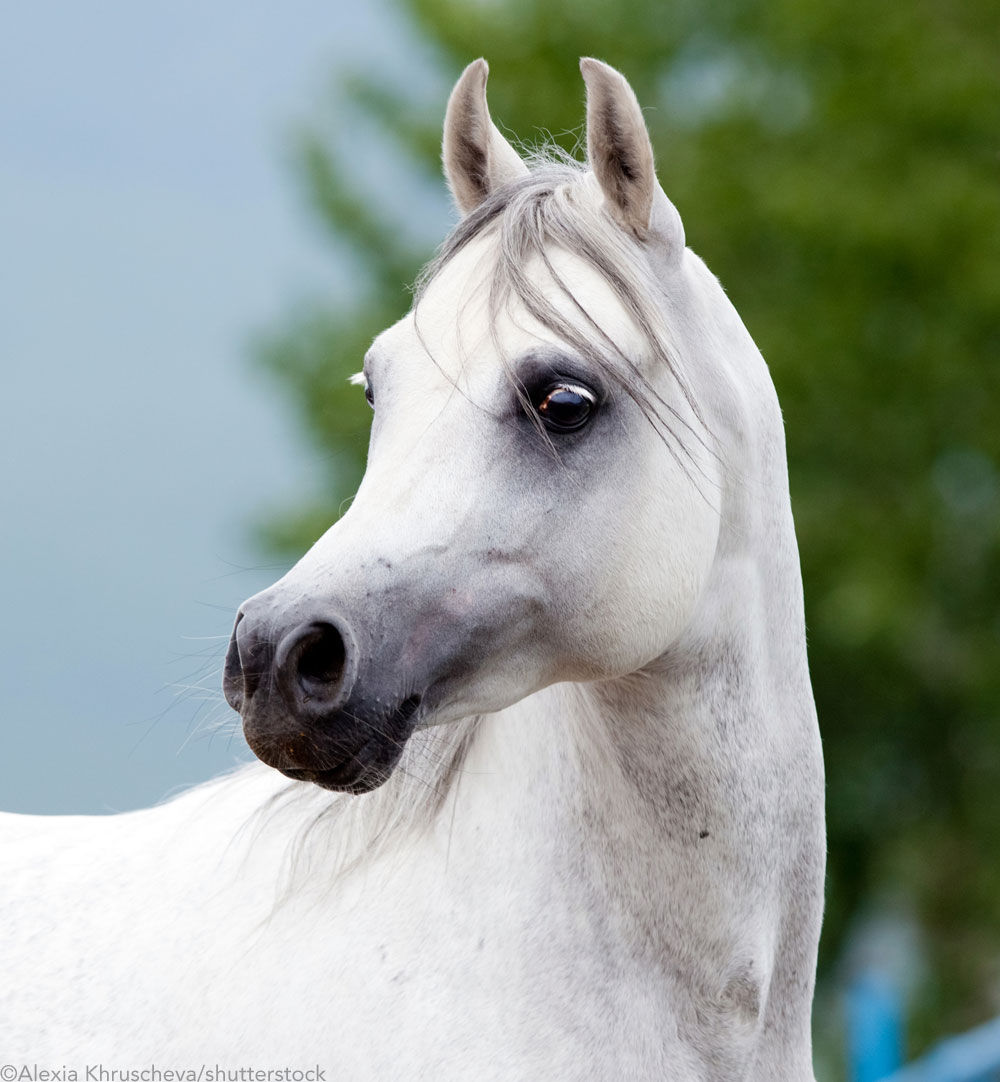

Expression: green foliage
xmin=257 ymin=0 xmax=1000 ymax=1047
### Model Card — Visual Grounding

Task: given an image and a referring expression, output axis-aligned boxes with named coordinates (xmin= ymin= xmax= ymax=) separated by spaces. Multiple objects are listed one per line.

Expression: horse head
xmin=224 ymin=59 xmax=767 ymax=795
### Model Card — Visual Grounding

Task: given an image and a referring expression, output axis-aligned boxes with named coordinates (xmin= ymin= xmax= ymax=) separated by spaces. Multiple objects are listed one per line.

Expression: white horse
xmin=0 ymin=59 xmax=824 ymax=1080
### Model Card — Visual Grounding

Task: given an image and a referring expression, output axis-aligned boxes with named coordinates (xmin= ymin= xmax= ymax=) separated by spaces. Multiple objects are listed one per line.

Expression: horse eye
xmin=535 ymin=383 xmax=596 ymax=432
xmin=364 ymin=381 xmax=375 ymax=409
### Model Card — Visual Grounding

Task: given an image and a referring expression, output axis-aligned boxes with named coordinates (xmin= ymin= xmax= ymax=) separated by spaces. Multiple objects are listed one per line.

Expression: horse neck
xmin=463 ymin=525 xmax=823 ymax=921
xmin=451 ymin=428 xmax=824 ymax=1065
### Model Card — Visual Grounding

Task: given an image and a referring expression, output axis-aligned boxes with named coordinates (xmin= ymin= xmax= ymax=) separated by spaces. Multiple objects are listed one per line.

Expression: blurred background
xmin=2 ymin=0 xmax=997 ymax=1076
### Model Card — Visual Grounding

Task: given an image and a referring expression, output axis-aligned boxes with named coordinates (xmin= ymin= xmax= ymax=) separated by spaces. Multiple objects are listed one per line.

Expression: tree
xmin=256 ymin=0 xmax=1000 ymax=1051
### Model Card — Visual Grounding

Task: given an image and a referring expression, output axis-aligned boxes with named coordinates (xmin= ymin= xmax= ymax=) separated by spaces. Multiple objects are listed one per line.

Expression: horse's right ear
xmin=443 ymin=59 xmax=528 ymax=216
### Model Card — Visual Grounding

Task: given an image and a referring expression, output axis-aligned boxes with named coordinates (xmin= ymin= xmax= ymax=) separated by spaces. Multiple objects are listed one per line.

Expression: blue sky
xmin=0 ymin=0 xmax=438 ymax=813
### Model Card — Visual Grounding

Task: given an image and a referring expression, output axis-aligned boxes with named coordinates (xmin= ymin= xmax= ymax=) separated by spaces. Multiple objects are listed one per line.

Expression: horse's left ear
xmin=443 ymin=59 xmax=529 ymax=216
xmin=581 ymin=58 xmax=660 ymax=241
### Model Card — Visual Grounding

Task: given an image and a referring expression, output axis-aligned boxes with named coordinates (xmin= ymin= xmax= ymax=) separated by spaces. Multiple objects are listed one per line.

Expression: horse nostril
xmin=298 ymin=626 xmax=346 ymax=693
xmin=223 ymin=612 xmax=250 ymax=711
xmin=223 ymin=619 xmax=244 ymax=711
xmin=276 ymin=621 xmax=351 ymax=715
xmin=223 ymin=610 xmax=273 ymax=712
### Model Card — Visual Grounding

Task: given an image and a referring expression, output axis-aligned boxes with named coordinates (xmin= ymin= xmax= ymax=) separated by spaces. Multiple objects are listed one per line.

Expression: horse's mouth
xmin=244 ymin=696 xmax=423 ymax=794
xmin=278 ymin=750 xmax=391 ymax=794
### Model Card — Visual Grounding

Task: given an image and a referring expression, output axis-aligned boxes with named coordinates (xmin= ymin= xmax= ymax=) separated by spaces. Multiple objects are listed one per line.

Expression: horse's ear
xmin=580 ymin=58 xmax=657 ymax=240
xmin=443 ymin=59 xmax=528 ymax=216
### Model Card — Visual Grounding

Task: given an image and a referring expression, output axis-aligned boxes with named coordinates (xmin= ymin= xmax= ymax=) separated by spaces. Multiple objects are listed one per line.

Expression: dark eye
xmin=364 ymin=381 xmax=375 ymax=409
xmin=534 ymin=382 xmax=596 ymax=432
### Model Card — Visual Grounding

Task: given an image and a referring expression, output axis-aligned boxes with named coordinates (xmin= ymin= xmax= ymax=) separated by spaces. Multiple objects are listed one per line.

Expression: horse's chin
xmin=277 ymin=762 xmax=395 ymax=795
xmin=242 ymin=705 xmax=414 ymax=795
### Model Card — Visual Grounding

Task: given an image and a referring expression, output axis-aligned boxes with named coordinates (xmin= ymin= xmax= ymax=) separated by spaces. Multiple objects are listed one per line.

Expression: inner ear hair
xmin=580 ymin=57 xmax=656 ymax=239
xmin=443 ymin=59 xmax=528 ymax=216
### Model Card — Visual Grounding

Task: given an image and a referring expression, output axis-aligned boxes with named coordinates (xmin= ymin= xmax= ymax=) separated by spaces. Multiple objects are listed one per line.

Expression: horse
xmin=0 ymin=59 xmax=825 ymax=1080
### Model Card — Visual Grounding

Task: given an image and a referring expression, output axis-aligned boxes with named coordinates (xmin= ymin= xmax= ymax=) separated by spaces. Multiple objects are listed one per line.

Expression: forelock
xmin=416 ymin=149 xmax=714 ymax=482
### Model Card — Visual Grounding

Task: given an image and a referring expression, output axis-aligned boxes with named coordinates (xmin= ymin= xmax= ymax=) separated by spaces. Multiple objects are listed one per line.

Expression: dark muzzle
xmin=223 ymin=607 xmax=418 ymax=794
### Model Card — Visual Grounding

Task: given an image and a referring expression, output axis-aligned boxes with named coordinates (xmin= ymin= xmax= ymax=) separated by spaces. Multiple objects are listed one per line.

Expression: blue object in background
xmin=848 ymin=967 xmax=1000 ymax=1082
xmin=881 ymin=1014 xmax=1000 ymax=1082
xmin=848 ymin=970 xmax=904 ymax=1082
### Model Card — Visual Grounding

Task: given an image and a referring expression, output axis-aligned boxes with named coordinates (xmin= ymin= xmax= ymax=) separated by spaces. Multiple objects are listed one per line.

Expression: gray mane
xmin=417 ymin=153 xmax=711 ymax=474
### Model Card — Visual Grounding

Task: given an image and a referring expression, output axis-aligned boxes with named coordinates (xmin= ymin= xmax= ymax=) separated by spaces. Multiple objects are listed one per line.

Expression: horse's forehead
xmin=373 ymin=235 xmax=645 ymax=388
